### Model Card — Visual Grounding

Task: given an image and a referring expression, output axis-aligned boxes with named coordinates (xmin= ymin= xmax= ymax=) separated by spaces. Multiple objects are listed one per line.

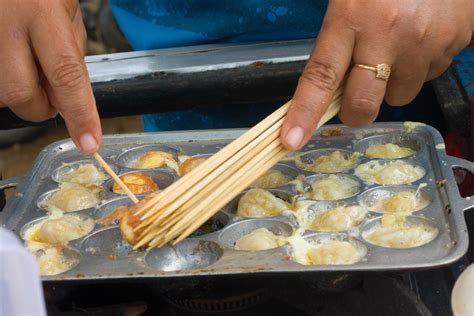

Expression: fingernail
xmin=79 ymin=133 xmax=98 ymax=154
xmin=285 ymin=126 xmax=304 ymax=149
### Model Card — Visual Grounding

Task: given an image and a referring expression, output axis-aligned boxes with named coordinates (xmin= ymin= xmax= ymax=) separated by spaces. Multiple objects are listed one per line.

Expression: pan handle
xmin=0 ymin=176 xmax=23 ymax=190
xmin=445 ymin=156 xmax=474 ymax=211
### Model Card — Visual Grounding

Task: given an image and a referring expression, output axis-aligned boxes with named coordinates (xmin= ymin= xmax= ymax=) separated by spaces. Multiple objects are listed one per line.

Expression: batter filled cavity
xmin=288 ymin=234 xmax=366 ymax=265
xmin=237 ymin=189 xmax=291 ymax=218
xmin=355 ymin=160 xmax=425 ymax=185
xmin=365 ymin=143 xmax=416 ymax=159
xmin=296 ymin=150 xmax=359 ymax=173
xmin=234 ymin=228 xmax=286 ymax=251
xmin=363 ymin=215 xmax=438 ymax=248
xmin=306 ymin=175 xmax=361 ymax=200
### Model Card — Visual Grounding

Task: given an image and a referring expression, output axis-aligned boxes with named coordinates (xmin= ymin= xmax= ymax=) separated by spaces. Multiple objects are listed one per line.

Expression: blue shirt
xmin=109 ymin=1 xmax=413 ymax=132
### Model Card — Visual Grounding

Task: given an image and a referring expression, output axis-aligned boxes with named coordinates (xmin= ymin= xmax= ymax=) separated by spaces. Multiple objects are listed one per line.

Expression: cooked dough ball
xmin=310 ymin=205 xmax=367 ymax=232
xmin=297 ymin=151 xmax=359 ymax=173
xmin=364 ymin=215 xmax=438 ymax=248
xmin=369 ymin=191 xmax=429 ymax=214
xmin=27 ymin=243 xmax=76 ymax=276
xmin=288 ymin=234 xmax=364 ymax=265
xmin=250 ymin=169 xmax=291 ymax=189
xmin=132 ymin=151 xmax=178 ymax=172
xmin=38 ymin=215 xmax=94 ymax=244
xmin=355 ymin=160 xmax=424 ymax=185
xmin=112 ymin=173 xmax=158 ymax=195
xmin=366 ymin=143 xmax=415 ymax=159
xmin=234 ymin=228 xmax=286 ymax=251
xmin=178 ymin=156 xmax=208 ymax=176
xmin=308 ymin=175 xmax=360 ymax=200
xmin=59 ymin=163 xmax=108 ymax=185
xmin=237 ymin=189 xmax=290 ymax=218
xmin=45 ymin=183 xmax=101 ymax=212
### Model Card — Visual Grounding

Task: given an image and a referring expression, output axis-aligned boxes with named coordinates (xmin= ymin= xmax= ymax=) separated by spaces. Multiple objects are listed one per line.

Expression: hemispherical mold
xmin=249 ymin=163 xmax=300 ymax=189
xmin=218 ymin=219 xmax=293 ymax=249
xmin=294 ymin=200 xmax=367 ymax=233
xmin=80 ymin=226 xmax=135 ymax=259
xmin=20 ymin=213 xmax=94 ymax=243
xmin=116 ymin=144 xmax=180 ymax=169
xmin=353 ymin=133 xmax=422 ymax=159
xmin=177 ymin=153 xmax=212 ymax=176
xmin=37 ymin=187 xmax=106 ymax=213
xmin=27 ymin=242 xmax=81 ymax=276
xmin=287 ymin=233 xmax=368 ymax=266
xmin=145 ymin=240 xmax=223 ymax=272
xmin=354 ymin=159 xmax=426 ymax=186
xmin=360 ymin=215 xmax=439 ymax=249
xmin=51 ymin=159 xmax=118 ymax=184
xmin=358 ymin=185 xmax=431 ymax=214
xmin=93 ymin=196 xmax=139 ymax=224
xmin=189 ymin=211 xmax=230 ymax=238
xmin=105 ymin=169 xmax=176 ymax=196
xmin=222 ymin=189 xmax=295 ymax=218
xmin=294 ymin=148 xmax=360 ymax=174
xmin=304 ymin=174 xmax=362 ymax=201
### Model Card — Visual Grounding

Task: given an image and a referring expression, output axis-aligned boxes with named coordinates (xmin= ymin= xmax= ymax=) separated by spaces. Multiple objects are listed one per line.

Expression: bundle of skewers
xmin=94 ymin=87 xmax=343 ymax=249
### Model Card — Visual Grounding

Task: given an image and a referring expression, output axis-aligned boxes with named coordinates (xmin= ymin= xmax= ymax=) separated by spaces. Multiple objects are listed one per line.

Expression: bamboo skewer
xmin=140 ymin=138 xmax=285 ymax=248
xmin=136 ymin=124 xmax=283 ymax=235
xmin=129 ymin=84 xmax=344 ymax=249
xmin=136 ymin=117 xmax=284 ymax=227
xmin=93 ymin=153 xmax=139 ymax=204
xmin=133 ymin=102 xmax=291 ymax=218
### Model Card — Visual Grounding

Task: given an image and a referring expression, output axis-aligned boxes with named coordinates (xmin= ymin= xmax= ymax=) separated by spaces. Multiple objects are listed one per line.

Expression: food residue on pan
xmin=435 ymin=143 xmax=446 ymax=149
xmin=132 ymin=151 xmax=179 ymax=173
xmin=306 ymin=175 xmax=360 ymax=200
xmin=112 ymin=172 xmax=158 ymax=195
xmin=365 ymin=144 xmax=415 ymax=159
xmin=234 ymin=228 xmax=286 ymax=251
xmin=43 ymin=183 xmax=102 ymax=212
xmin=237 ymin=189 xmax=291 ymax=218
xmin=404 ymin=121 xmax=425 ymax=133
xmin=363 ymin=215 xmax=438 ymax=248
xmin=59 ymin=163 xmax=108 ymax=186
xmin=296 ymin=151 xmax=359 ymax=173
xmin=320 ymin=127 xmax=343 ymax=138
xmin=355 ymin=160 xmax=425 ymax=185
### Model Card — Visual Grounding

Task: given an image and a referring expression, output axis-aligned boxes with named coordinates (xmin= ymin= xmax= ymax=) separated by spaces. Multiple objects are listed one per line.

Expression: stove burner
xmin=162 ymin=289 xmax=267 ymax=313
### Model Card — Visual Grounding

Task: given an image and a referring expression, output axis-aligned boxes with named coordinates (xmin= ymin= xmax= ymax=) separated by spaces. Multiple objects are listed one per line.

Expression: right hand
xmin=0 ymin=0 xmax=102 ymax=154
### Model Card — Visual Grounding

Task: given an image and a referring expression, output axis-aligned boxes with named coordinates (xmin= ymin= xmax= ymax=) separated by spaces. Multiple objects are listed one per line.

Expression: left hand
xmin=281 ymin=0 xmax=473 ymax=150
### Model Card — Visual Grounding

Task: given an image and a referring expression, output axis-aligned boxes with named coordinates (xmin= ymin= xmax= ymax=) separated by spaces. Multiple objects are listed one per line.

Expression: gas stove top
xmin=44 ymin=209 xmax=473 ymax=316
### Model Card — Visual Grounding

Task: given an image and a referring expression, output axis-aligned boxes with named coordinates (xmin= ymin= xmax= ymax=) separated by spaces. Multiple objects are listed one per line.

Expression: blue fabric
xmin=109 ymin=0 xmax=326 ymax=50
xmin=109 ymin=1 xmax=413 ymax=132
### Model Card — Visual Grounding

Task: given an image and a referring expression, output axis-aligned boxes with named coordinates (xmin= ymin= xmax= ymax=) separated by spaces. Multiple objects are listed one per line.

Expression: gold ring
xmin=354 ymin=63 xmax=391 ymax=80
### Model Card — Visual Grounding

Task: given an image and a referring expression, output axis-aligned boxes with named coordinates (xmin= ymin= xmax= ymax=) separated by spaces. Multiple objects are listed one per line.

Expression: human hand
xmin=0 ymin=0 xmax=101 ymax=154
xmin=282 ymin=0 xmax=473 ymax=150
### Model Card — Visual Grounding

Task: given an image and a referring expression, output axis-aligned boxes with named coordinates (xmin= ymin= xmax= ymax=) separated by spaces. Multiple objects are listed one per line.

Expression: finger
xmin=426 ymin=57 xmax=452 ymax=81
xmin=339 ymin=40 xmax=395 ymax=127
xmin=72 ymin=6 xmax=87 ymax=56
xmin=0 ymin=23 xmax=56 ymax=121
xmin=384 ymin=57 xmax=428 ymax=106
xmin=281 ymin=19 xmax=355 ymax=150
xmin=29 ymin=4 xmax=101 ymax=155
